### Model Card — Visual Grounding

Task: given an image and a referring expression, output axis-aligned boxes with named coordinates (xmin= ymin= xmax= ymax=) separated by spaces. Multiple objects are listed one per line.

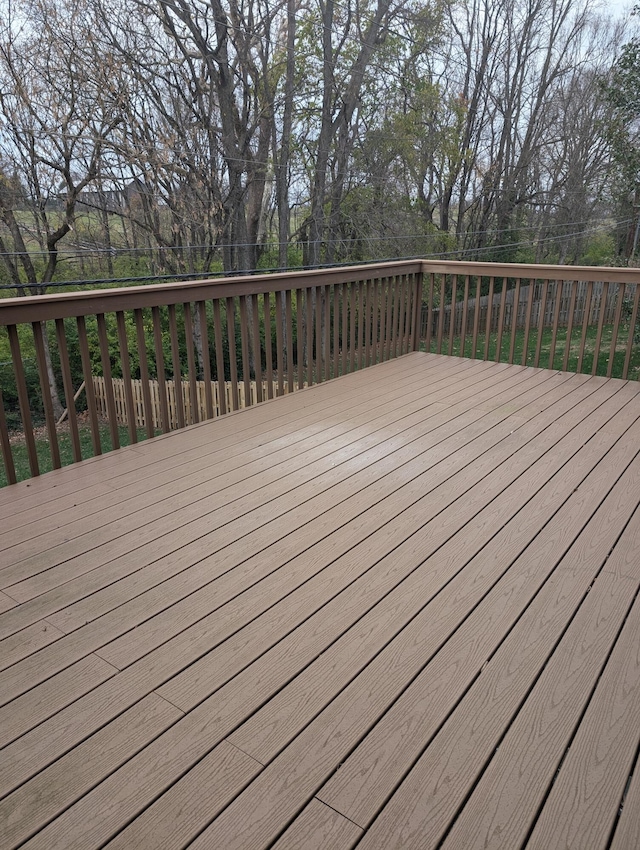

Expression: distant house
xmin=77 ymin=179 xmax=146 ymax=213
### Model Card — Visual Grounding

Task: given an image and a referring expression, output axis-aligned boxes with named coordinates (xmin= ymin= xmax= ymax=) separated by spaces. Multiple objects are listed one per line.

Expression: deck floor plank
xmin=439 ymin=508 xmax=640 ymax=850
xmin=0 ymin=353 xmax=426 ymax=515
xmin=1 ymin=353 xmax=639 ymax=850
xmin=525 ymin=586 xmax=640 ymax=850
xmin=179 ymin=391 xmax=640 ymax=849
xmin=0 ymin=355 xmax=468 ymax=559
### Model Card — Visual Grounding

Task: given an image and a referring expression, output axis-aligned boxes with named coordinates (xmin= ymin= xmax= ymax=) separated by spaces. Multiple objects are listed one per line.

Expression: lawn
xmin=425 ymin=323 xmax=640 ymax=381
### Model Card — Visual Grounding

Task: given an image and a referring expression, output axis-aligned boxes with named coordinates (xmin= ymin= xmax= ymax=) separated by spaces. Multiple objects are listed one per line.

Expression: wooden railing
xmin=420 ymin=261 xmax=640 ymax=379
xmin=1 ymin=258 xmax=639 ymax=486
xmin=0 ymin=261 xmax=422 ymax=485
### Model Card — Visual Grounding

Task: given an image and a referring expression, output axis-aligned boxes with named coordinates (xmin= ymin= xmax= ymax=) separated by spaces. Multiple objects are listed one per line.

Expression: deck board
xmin=1 ymin=352 xmax=639 ymax=850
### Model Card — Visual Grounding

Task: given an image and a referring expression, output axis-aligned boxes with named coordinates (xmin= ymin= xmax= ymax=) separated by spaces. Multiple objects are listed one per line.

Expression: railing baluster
xmin=323 ymin=286 xmax=331 ymax=382
xmin=225 ymin=297 xmax=239 ymax=411
xmin=576 ymin=281 xmax=594 ymax=375
xmin=0 ymin=384 xmax=16 ymax=485
xmin=32 ymin=320 xmax=61 ymax=469
xmin=396 ymin=274 xmax=407 ymax=357
xmin=297 ymin=289 xmax=304 ymax=387
xmin=521 ymin=279 xmax=536 ymax=366
xmin=77 ymin=316 xmax=103 ymax=452
xmin=96 ymin=313 xmax=120 ymax=450
xmin=380 ymin=278 xmax=390 ymax=360
xmin=410 ymin=272 xmax=421 ymax=352
xmin=591 ymin=281 xmax=610 ymax=376
xmin=623 ymin=283 xmax=640 ymax=379
xmin=251 ymin=294 xmax=263 ymax=404
xmin=8 ymin=324 xmax=39 ymax=476
xmin=239 ymin=295 xmax=252 ymax=406
xmin=349 ymin=283 xmax=357 ymax=371
xmin=402 ymin=275 xmax=409 ymax=355
xmin=197 ymin=301 xmax=215 ymax=419
xmin=275 ymin=290 xmax=284 ymax=396
xmin=470 ymin=276 xmax=481 ymax=359
xmin=547 ymin=281 xmax=563 ymax=370
xmin=460 ymin=275 xmax=470 ymax=359
xmin=437 ymin=275 xmax=446 ymax=356
xmin=378 ymin=279 xmax=387 ymax=361
xmin=364 ymin=280 xmax=372 ymax=366
xmin=508 ymin=279 xmax=521 ymax=365
xmin=354 ymin=282 xmax=362 ymax=369
xmin=372 ymin=279 xmax=380 ymax=362
xmin=562 ymin=282 xmax=578 ymax=373
xmin=533 ymin=280 xmax=549 ymax=368
xmin=55 ymin=318 xmax=82 ymax=460
xmin=447 ymin=274 xmax=457 ymax=356
xmin=134 ymin=310 xmax=155 ymax=436
xmin=167 ymin=304 xmax=185 ymax=429
xmin=484 ymin=276 xmax=494 ymax=360
xmin=316 ymin=287 xmax=324 ymax=381
xmin=333 ymin=284 xmax=340 ymax=375
xmin=425 ymin=273 xmax=434 ymax=353
xmin=306 ymin=286 xmax=314 ymax=385
xmin=263 ymin=293 xmax=273 ymax=400
xmin=341 ymin=283 xmax=348 ymax=374
xmin=151 ymin=306 xmax=170 ymax=432
xmin=183 ymin=303 xmax=199 ymax=423
xmin=287 ymin=289 xmax=295 ymax=391
xmin=607 ymin=283 xmax=626 ymax=378
xmin=212 ymin=300 xmax=227 ymax=415
xmin=493 ymin=278 xmax=507 ymax=363
xmin=389 ymin=277 xmax=399 ymax=359
xmin=115 ymin=310 xmax=138 ymax=442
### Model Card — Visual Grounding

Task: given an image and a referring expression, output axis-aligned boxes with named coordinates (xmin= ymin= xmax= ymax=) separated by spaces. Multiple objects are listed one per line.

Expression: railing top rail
xmin=1 ymin=257 xmax=639 ymax=326
xmin=0 ymin=260 xmax=423 ymax=326
xmin=422 ymin=259 xmax=640 ymax=283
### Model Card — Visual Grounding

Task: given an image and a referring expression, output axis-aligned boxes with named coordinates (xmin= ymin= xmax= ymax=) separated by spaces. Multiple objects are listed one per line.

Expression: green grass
xmin=1 ymin=422 xmax=154 ymax=488
xmin=426 ymin=324 xmax=640 ymax=381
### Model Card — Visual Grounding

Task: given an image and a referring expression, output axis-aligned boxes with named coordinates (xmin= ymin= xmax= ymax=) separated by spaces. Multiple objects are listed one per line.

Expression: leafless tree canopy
xmin=0 ymin=0 xmax=637 ymax=287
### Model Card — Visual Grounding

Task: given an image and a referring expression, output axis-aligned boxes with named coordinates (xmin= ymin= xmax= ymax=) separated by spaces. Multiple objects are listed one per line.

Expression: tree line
xmin=0 ymin=0 xmax=639 ymax=296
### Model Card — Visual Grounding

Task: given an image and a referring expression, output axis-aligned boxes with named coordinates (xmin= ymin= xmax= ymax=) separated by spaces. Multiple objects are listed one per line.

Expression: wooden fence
xmin=93 ymin=376 xmax=301 ymax=429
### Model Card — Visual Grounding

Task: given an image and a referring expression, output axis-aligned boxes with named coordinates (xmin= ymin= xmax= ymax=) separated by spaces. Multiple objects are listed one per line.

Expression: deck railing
xmin=0 ymin=261 xmax=422 ymax=485
xmin=420 ymin=261 xmax=640 ymax=379
xmin=1 ymin=258 xmax=639 ymax=485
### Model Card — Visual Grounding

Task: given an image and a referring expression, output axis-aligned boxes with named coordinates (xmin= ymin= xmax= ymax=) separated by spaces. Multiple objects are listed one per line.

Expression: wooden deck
xmin=1 ymin=351 xmax=640 ymax=850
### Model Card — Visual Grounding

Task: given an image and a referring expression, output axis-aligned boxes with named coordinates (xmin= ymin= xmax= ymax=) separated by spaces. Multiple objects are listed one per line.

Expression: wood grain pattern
xmin=526 ymin=590 xmax=640 ymax=850
xmin=0 ymin=693 xmax=180 ymax=849
xmin=440 ymin=573 xmax=638 ymax=850
xmin=271 ymin=799 xmax=362 ymax=850
xmin=2 ymin=354 xmax=640 ymax=850
xmin=319 ymin=439 xmax=640 ymax=832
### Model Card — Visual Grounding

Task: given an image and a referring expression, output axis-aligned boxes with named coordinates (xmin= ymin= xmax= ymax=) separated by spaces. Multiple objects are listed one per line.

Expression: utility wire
xmin=0 ymin=220 xmax=634 ymax=292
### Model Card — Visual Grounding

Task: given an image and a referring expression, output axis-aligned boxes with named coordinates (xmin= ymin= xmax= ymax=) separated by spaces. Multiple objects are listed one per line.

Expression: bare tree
xmin=0 ymin=0 xmax=124 ymax=415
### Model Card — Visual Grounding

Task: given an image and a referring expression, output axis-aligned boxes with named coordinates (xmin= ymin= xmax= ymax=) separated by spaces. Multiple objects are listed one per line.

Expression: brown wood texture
xmin=53 ymin=322 xmax=82 ymax=459
xmin=31 ymin=320 xmax=61 ymax=469
xmin=1 ymin=354 xmax=639 ymax=850
xmin=0 ymin=384 xmax=17 ymax=485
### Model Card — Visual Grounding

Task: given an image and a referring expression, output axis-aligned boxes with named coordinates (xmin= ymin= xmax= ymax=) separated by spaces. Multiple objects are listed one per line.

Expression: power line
xmin=0 ymin=216 xmax=631 ymax=258
xmin=0 ymin=219 xmax=633 ymax=292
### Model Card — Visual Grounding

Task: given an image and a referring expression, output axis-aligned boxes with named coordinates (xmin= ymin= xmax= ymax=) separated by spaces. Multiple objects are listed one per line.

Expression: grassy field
xmin=426 ymin=324 xmax=640 ymax=381
xmin=1 ymin=422 xmax=154 ymax=488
